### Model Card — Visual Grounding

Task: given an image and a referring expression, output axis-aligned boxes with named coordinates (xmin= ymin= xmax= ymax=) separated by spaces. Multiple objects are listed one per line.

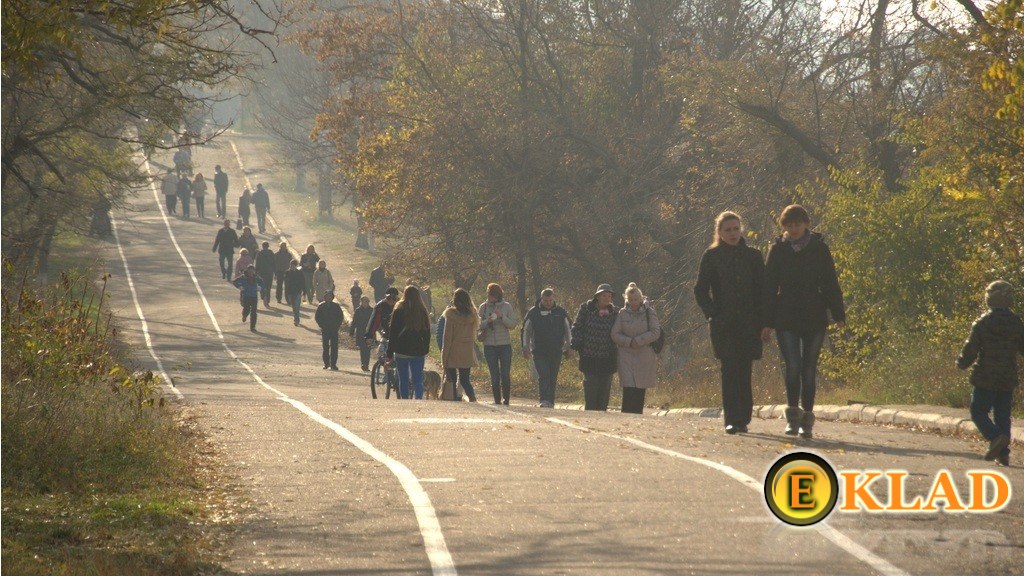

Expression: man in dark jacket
xmin=274 ymin=242 xmax=293 ymax=304
xmin=350 ymin=296 xmax=374 ymax=371
xmin=252 ymin=183 xmax=271 ymax=233
xmin=212 ymin=220 xmax=239 ymax=280
xmin=316 ymin=291 xmax=345 ymax=370
xmin=214 ymin=165 xmax=229 ymax=219
xmin=254 ymin=241 xmax=276 ymax=307
xmin=957 ymin=281 xmax=1024 ymax=466
xmin=176 ymin=174 xmax=192 ymax=219
xmin=368 ymin=263 xmax=394 ymax=302
xmin=522 ymin=288 xmax=573 ymax=408
xmin=284 ymin=260 xmax=306 ymax=326
xmin=364 ymin=287 xmax=399 ymax=343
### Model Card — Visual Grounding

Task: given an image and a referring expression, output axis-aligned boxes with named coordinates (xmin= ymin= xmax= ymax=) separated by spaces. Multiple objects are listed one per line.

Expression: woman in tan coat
xmin=611 ymin=283 xmax=661 ymax=414
xmin=441 ymin=288 xmax=479 ymax=402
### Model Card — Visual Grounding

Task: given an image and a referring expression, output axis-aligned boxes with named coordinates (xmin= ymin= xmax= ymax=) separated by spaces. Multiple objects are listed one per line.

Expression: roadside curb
xmin=549 ymin=401 xmax=1022 ymax=445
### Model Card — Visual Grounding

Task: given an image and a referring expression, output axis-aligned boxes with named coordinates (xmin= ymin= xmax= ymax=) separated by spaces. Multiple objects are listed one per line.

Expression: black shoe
xmin=323 ymin=365 xmax=329 ymax=369
xmin=997 ymin=453 xmax=1010 ymax=467
xmin=735 ymin=425 xmax=748 ymax=434
xmin=503 ymin=400 xmax=510 ymax=406
xmin=361 ymin=366 xmax=369 ymax=371
xmin=330 ymin=366 xmax=339 ymax=371
xmin=249 ymin=327 xmax=257 ymax=332
xmin=725 ymin=425 xmax=738 ymax=435
xmin=985 ymin=435 xmax=1011 ymax=461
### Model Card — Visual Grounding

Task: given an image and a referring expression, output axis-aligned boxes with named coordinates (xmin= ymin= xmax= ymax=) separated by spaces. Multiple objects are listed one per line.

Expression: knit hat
xmin=594 ymin=283 xmax=614 ymax=297
xmin=986 ymin=280 xmax=1014 ymax=308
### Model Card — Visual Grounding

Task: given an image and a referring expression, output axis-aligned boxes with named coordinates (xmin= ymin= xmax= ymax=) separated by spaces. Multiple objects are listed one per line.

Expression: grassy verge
xmin=1 ymin=267 xmax=233 ymax=574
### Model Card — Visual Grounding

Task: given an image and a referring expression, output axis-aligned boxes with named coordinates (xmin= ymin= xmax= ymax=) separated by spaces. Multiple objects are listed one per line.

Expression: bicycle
xmin=369 ymin=339 xmax=397 ymax=399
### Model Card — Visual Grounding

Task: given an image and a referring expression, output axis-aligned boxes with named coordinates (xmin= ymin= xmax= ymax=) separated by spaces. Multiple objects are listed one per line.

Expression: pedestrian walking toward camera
xmin=522 ymin=288 xmax=572 ymax=408
xmin=351 ymin=296 xmax=374 ymax=371
xmin=442 ymin=288 xmax=480 ymax=402
xmin=214 ymin=165 xmax=229 ymax=219
xmin=233 ymin=266 xmax=264 ymax=332
xmin=369 ymin=262 xmax=394 ymax=302
xmin=316 ymin=291 xmax=344 ymax=370
xmin=957 ymin=281 xmax=1024 ymax=466
xmin=274 ymin=242 xmax=293 ymax=304
xmin=762 ymin=205 xmax=846 ymax=439
xmin=694 ymin=211 xmax=765 ymax=434
xmin=238 ymin=226 xmax=259 ymax=257
xmin=350 ymin=280 xmax=363 ymax=310
xmin=162 ymin=168 xmax=179 ymax=215
xmin=238 ymin=188 xmax=252 ymax=227
xmin=192 ymin=172 xmax=208 ymax=218
xmin=176 ymin=173 xmax=192 ymax=218
xmin=284 ymin=260 xmax=306 ymax=325
xmin=386 ymin=285 xmax=432 ymax=399
xmin=234 ymin=248 xmax=253 ymax=280
xmin=300 ymin=245 xmax=320 ymax=304
xmin=479 ymin=283 xmax=518 ymax=405
xmin=252 ymin=183 xmax=271 ymax=233
xmin=571 ymin=284 xmax=619 ymax=411
xmin=254 ymin=241 xmax=276 ymax=307
xmin=312 ymin=260 xmax=336 ymax=303
xmin=611 ymin=283 xmax=661 ymax=415
xmin=212 ymin=219 xmax=239 ymax=280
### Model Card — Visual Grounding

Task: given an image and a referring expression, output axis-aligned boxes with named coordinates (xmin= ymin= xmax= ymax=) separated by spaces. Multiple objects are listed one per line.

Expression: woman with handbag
xmin=611 ymin=283 xmax=661 ymax=414
xmin=570 ymin=284 xmax=619 ymax=411
xmin=441 ymin=289 xmax=479 ymax=402
xmin=478 ymin=283 xmax=517 ymax=405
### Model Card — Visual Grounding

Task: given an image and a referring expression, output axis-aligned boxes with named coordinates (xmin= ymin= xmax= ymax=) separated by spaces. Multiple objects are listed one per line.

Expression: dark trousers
xmin=583 ymin=372 xmax=613 ymax=411
xmin=358 ymin=340 xmax=371 ymax=369
xmin=971 ymin=388 xmax=1013 ymax=457
xmin=533 ymin=351 xmax=562 ymax=406
xmin=288 ymin=291 xmax=303 ymax=323
xmin=275 ymin=271 xmax=286 ymax=302
xmin=321 ymin=329 xmax=339 ymax=368
xmin=179 ymin=195 xmax=190 ymax=218
xmin=240 ymin=211 xmax=250 ymax=226
xmin=445 ymin=367 xmax=476 ymax=401
xmin=256 ymin=207 xmax=268 ymax=232
xmin=303 ymin=271 xmax=314 ymax=303
xmin=621 ymin=387 xmax=646 ymax=414
xmin=241 ymin=296 xmax=258 ymax=329
xmin=258 ymin=272 xmax=274 ymax=305
xmin=165 ymin=194 xmax=177 ymax=214
xmin=777 ymin=329 xmax=826 ymax=412
xmin=721 ymin=357 xmax=754 ymax=427
xmin=195 ymin=197 xmax=205 ymax=218
xmin=484 ymin=344 xmax=512 ymax=403
xmin=218 ymin=252 xmax=234 ymax=280
xmin=216 ymin=192 xmax=227 ymax=218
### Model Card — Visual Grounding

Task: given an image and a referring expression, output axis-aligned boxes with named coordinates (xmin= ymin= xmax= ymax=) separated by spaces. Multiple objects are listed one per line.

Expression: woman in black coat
xmin=694 ymin=211 xmax=765 ymax=434
xmin=761 ymin=205 xmax=846 ymax=439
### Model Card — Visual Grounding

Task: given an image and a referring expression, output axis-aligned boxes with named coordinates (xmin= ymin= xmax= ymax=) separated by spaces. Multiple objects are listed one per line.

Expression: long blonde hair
xmin=710 ymin=211 xmax=742 ymax=248
xmin=394 ymin=285 xmax=430 ymax=331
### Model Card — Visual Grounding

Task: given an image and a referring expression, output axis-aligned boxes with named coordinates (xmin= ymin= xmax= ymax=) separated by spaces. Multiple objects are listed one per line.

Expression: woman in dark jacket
xmin=570 ymin=284 xmax=619 ymax=411
xmin=386 ymin=285 xmax=432 ymax=399
xmin=694 ymin=212 xmax=765 ymax=434
xmin=762 ymin=205 xmax=846 ymax=439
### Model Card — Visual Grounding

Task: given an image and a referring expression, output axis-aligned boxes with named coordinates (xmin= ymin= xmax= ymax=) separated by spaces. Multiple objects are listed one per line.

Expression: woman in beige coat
xmin=611 ymin=283 xmax=661 ymax=414
xmin=441 ymin=288 xmax=479 ymax=402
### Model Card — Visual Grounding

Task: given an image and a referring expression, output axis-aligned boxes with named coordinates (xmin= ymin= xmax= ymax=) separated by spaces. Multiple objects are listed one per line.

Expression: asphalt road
xmin=101 ymin=137 xmax=1024 ymax=575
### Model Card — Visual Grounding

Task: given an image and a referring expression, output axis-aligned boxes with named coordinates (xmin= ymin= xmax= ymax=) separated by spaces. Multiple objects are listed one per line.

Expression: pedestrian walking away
xmin=274 ymin=242 xmax=293 ymax=304
xmin=284 ymin=260 xmax=306 ymax=325
xmin=571 ymin=284 xmax=619 ymax=411
xmin=351 ymin=296 xmax=374 ymax=371
xmin=762 ymin=204 xmax=846 ymax=439
xmin=254 ymin=241 xmax=276 ymax=307
xmin=213 ymin=165 xmax=229 ymax=219
xmin=312 ymin=260 xmax=336 ymax=304
xmin=369 ymin=262 xmax=395 ymax=302
xmin=611 ymin=283 xmax=661 ymax=415
xmin=957 ymin=281 xmax=1024 ymax=466
xmin=479 ymin=283 xmax=518 ymax=405
xmin=212 ymin=219 xmax=239 ymax=280
xmin=386 ymin=285 xmax=432 ymax=399
xmin=191 ymin=172 xmax=208 ymax=218
xmin=238 ymin=188 xmax=252 ymax=227
xmin=252 ymin=183 xmax=271 ymax=234
xmin=694 ymin=211 xmax=765 ymax=434
xmin=316 ymin=291 xmax=345 ymax=370
xmin=522 ymin=288 xmax=572 ymax=408
xmin=233 ymin=266 xmax=264 ymax=332
xmin=350 ymin=279 xmax=363 ymax=311
xmin=176 ymin=173 xmax=192 ymax=219
xmin=442 ymin=288 xmax=480 ymax=402
xmin=300 ymin=245 xmax=321 ymax=304
xmin=161 ymin=168 xmax=179 ymax=215
xmin=364 ymin=287 xmax=400 ymax=343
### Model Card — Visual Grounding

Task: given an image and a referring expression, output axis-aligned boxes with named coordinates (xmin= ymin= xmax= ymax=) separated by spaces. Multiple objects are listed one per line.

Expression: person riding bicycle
xmin=363 ymin=287 xmax=400 ymax=345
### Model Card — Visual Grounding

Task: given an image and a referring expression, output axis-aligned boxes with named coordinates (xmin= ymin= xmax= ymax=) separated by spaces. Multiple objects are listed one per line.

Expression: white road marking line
xmin=128 ymin=157 xmax=457 ymax=576
xmin=110 ymin=217 xmax=184 ymax=401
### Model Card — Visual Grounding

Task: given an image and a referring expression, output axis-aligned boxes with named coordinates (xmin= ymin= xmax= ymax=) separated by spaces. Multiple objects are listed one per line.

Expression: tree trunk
xmin=317 ymin=168 xmax=332 ymax=216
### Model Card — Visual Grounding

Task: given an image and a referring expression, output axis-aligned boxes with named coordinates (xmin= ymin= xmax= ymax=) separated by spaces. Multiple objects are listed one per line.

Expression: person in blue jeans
xmin=957 ymin=281 xmax=1024 ymax=466
xmin=232 ymin=266 xmax=264 ymax=332
xmin=386 ymin=285 xmax=432 ymax=399
xmin=479 ymin=283 xmax=518 ymax=405
xmin=762 ymin=205 xmax=845 ymax=439
xmin=522 ymin=288 xmax=572 ymax=408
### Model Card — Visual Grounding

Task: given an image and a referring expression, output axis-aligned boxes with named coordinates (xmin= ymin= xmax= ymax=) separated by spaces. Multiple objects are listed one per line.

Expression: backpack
xmin=646 ymin=307 xmax=666 ymax=354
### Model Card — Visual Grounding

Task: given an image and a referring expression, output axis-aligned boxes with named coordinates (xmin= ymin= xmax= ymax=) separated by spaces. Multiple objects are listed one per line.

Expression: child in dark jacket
xmin=957 ymin=281 xmax=1024 ymax=466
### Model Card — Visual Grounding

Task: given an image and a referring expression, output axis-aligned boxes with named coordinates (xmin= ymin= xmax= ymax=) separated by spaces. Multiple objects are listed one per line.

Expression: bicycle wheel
xmin=370 ymin=360 xmax=386 ymax=399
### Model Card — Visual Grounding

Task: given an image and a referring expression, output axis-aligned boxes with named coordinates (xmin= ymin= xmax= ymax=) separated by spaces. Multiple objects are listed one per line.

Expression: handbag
xmin=646 ymin=307 xmax=665 ymax=354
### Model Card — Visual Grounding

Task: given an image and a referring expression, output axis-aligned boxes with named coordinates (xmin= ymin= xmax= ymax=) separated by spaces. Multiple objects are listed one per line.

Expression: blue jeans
xmin=218 ymin=252 xmax=234 ymax=279
xmin=484 ymin=344 xmax=512 ymax=403
xmin=776 ymin=329 xmax=826 ymax=412
xmin=533 ymin=351 xmax=562 ymax=406
xmin=971 ymin=388 xmax=1013 ymax=454
xmin=396 ymin=356 xmax=425 ymax=399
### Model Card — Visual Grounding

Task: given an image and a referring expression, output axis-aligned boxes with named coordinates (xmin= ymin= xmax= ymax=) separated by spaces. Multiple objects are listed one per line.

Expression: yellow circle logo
xmin=764 ymin=452 xmax=838 ymax=526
